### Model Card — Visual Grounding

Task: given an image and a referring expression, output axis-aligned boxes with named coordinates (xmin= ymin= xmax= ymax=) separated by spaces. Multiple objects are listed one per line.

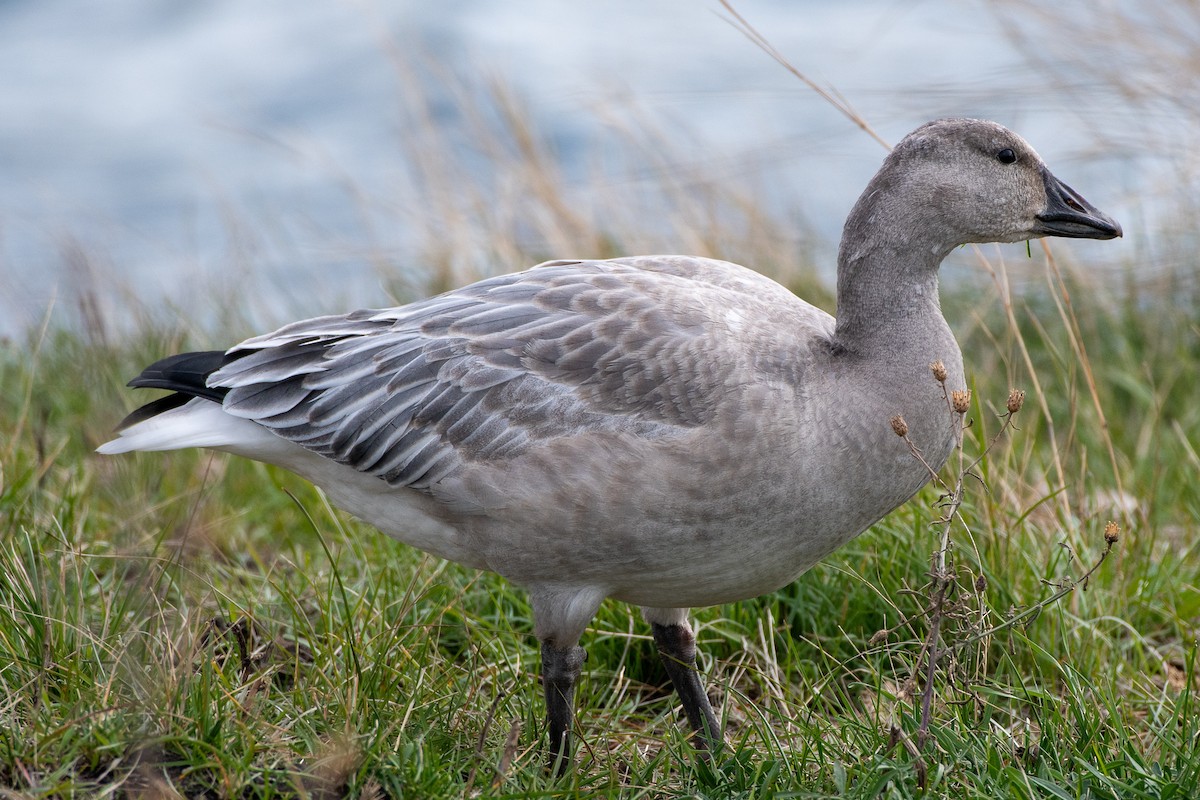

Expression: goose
xmin=98 ymin=118 xmax=1121 ymax=773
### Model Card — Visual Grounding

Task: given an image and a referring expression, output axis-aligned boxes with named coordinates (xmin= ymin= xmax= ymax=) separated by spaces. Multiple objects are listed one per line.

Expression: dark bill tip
xmin=1035 ymin=168 xmax=1123 ymax=240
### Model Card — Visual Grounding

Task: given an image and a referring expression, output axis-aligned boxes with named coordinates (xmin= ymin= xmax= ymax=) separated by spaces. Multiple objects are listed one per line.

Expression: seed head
xmin=975 ymin=574 xmax=988 ymax=593
xmin=930 ymin=360 xmax=948 ymax=383
xmin=890 ymin=414 xmax=909 ymax=438
xmin=1006 ymin=388 xmax=1026 ymax=414
xmin=1104 ymin=520 xmax=1120 ymax=545
xmin=951 ymin=389 xmax=972 ymax=414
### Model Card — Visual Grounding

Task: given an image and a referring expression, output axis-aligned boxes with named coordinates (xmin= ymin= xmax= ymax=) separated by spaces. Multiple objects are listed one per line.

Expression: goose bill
xmin=1035 ymin=168 xmax=1123 ymax=240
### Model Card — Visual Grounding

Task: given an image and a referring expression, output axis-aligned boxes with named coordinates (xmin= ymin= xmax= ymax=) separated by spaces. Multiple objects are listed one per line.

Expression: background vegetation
xmin=2 ymin=2 xmax=1198 ymax=797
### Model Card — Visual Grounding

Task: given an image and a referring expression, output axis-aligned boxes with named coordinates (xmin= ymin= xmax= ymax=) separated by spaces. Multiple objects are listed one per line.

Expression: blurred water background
xmin=0 ymin=0 xmax=1191 ymax=337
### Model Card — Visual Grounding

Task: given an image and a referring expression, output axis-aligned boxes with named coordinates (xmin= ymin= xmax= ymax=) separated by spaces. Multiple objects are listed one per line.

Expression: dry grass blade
xmin=716 ymin=0 xmax=891 ymax=151
xmin=970 ymin=244 xmax=1073 ymax=521
xmin=1039 ymin=239 xmax=1132 ymax=524
xmin=463 ymin=689 xmax=508 ymax=794
xmin=492 ymin=719 xmax=522 ymax=789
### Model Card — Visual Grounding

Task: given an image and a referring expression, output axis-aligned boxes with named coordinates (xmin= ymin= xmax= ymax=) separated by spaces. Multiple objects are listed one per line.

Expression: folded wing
xmin=158 ymin=257 xmax=820 ymax=496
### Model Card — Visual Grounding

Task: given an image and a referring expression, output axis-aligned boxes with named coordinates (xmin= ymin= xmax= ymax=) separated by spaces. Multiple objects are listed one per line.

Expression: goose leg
xmin=644 ymin=607 xmax=723 ymax=754
xmin=531 ymin=587 xmax=605 ymax=776
xmin=541 ymin=640 xmax=586 ymax=775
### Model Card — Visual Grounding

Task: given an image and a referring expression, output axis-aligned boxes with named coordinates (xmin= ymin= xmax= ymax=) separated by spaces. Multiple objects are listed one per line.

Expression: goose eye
xmin=997 ymin=148 xmax=1017 ymax=164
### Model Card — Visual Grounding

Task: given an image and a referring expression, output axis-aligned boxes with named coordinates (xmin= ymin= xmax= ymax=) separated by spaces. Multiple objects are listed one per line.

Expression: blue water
xmin=0 ymin=0 xmax=1142 ymax=336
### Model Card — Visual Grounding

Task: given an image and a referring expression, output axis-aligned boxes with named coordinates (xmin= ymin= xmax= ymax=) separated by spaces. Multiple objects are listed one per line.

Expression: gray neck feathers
xmin=832 ymin=163 xmax=957 ymax=352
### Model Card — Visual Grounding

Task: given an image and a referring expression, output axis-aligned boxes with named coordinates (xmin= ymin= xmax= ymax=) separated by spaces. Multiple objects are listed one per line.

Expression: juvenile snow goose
xmin=99 ymin=118 xmax=1121 ymax=772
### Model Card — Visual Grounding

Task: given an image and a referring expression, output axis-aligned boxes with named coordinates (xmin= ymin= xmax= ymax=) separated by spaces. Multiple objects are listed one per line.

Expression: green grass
xmin=1 ymin=250 xmax=1198 ymax=799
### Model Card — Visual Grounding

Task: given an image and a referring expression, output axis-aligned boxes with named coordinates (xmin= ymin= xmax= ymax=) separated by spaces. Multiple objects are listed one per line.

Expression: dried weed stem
xmin=886 ymin=370 xmax=1119 ymax=779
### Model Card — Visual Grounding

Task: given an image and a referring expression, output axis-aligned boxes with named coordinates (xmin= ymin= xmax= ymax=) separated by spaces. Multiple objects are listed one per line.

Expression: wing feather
xmin=206 ymin=256 xmax=823 ymax=496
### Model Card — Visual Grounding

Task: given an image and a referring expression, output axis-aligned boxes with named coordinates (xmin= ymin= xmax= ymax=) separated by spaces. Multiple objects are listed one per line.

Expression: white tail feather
xmin=96 ymin=398 xmax=275 ymax=455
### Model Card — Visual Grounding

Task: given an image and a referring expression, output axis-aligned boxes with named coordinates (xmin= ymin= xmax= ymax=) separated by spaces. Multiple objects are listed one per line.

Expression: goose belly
xmin=455 ymin=414 xmax=951 ymax=608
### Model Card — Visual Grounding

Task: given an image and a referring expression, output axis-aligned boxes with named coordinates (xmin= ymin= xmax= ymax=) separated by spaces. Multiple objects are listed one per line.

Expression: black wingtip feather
xmin=113 ymin=392 xmax=193 ymax=432
xmin=113 ymin=350 xmax=248 ymax=432
xmin=128 ymin=350 xmax=234 ymax=403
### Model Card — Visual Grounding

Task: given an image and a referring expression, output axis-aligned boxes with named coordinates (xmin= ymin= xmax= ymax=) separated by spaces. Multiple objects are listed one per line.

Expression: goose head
xmin=881 ymin=118 xmax=1122 ymax=249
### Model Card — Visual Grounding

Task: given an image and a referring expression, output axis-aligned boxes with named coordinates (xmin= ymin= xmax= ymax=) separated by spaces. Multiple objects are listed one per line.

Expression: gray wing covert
xmin=206 ymin=259 xmax=754 ymax=493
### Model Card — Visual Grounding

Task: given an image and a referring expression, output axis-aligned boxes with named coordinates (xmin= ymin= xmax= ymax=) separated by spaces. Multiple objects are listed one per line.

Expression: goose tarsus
xmin=652 ymin=621 xmax=723 ymax=755
xmin=541 ymin=641 xmax=586 ymax=776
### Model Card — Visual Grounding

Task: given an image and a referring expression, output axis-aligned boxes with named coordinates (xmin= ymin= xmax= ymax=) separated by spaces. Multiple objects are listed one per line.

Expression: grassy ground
xmin=1 ymin=241 xmax=1198 ymax=799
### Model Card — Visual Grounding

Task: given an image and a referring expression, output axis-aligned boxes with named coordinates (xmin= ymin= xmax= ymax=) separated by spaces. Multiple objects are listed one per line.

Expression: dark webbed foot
xmin=651 ymin=621 xmax=723 ymax=754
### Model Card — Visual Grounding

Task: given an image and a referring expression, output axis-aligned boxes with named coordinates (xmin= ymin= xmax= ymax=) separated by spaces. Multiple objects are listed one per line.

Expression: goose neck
xmin=831 ymin=190 xmax=955 ymax=352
